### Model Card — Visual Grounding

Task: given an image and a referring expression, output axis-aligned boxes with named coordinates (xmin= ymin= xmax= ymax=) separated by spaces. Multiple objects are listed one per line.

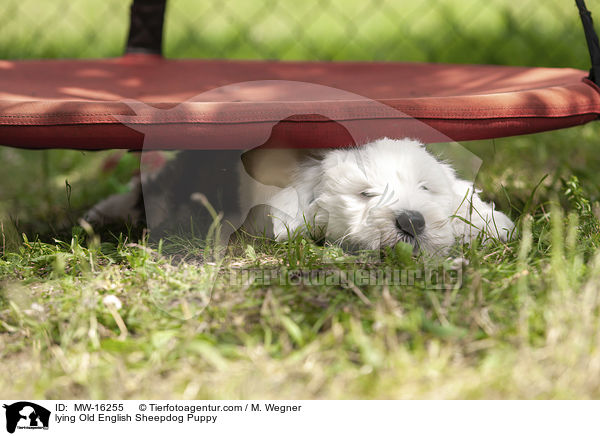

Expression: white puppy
xmin=86 ymin=138 xmax=513 ymax=255
xmin=242 ymin=138 xmax=514 ymax=254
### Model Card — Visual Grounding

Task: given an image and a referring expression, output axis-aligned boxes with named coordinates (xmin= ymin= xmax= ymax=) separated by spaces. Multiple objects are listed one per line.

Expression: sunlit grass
xmin=2 ymin=167 xmax=600 ymax=399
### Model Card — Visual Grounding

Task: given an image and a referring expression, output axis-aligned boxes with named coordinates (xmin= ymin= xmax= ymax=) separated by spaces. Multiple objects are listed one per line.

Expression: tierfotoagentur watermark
xmin=225 ymin=264 xmax=463 ymax=290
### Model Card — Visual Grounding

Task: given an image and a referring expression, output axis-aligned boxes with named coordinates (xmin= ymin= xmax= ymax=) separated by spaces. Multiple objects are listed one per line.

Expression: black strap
xmin=125 ymin=0 xmax=167 ymax=55
xmin=576 ymin=0 xmax=600 ymax=85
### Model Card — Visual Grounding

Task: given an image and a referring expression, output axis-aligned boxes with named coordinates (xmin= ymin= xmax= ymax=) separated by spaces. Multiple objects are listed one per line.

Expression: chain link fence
xmin=0 ymin=0 xmax=595 ymax=69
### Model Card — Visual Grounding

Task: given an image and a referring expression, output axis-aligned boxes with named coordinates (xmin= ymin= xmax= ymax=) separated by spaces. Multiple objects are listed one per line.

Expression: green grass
xmin=2 ymin=125 xmax=600 ymax=399
xmin=3 ymin=0 xmax=600 ymax=399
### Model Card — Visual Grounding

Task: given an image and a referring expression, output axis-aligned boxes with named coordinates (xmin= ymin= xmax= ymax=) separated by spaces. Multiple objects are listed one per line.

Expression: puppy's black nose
xmin=396 ymin=210 xmax=425 ymax=237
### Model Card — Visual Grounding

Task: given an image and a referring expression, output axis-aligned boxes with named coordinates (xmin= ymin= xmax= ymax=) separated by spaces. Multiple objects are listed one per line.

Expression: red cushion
xmin=0 ymin=54 xmax=599 ymax=149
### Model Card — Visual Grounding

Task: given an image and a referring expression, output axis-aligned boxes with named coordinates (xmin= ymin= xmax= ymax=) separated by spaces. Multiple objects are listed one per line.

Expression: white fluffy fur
xmin=254 ymin=138 xmax=514 ymax=254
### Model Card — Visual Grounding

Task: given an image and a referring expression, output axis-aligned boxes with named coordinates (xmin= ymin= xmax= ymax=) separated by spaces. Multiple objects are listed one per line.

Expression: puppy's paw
xmin=486 ymin=210 xmax=514 ymax=242
xmin=83 ymin=178 xmax=143 ymax=227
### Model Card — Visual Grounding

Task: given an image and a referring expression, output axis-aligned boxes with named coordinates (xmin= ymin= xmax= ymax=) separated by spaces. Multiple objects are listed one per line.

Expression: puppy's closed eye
xmin=360 ymin=190 xmax=379 ymax=198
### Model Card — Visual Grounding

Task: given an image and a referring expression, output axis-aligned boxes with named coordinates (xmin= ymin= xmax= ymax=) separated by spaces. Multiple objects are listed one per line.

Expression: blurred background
xmin=0 ymin=0 xmax=599 ymax=239
xmin=0 ymin=0 xmax=590 ymax=67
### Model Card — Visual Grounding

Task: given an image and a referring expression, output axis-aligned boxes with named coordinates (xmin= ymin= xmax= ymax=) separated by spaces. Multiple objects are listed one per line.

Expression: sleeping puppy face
xmin=280 ymin=138 xmax=514 ymax=254
xmin=309 ymin=138 xmax=458 ymax=252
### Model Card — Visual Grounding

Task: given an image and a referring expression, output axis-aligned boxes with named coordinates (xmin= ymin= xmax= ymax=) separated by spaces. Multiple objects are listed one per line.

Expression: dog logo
xmin=2 ymin=402 xmax=50 ymax=433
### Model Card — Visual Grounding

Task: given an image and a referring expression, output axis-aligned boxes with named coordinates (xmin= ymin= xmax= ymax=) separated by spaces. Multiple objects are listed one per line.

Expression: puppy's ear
xmin=240 ymin=146 xmax=321 ymax=188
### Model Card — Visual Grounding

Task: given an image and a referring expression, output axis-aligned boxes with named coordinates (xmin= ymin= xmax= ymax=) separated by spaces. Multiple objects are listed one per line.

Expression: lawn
xmin=2 ymin=0 xmax=600 ymax=399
